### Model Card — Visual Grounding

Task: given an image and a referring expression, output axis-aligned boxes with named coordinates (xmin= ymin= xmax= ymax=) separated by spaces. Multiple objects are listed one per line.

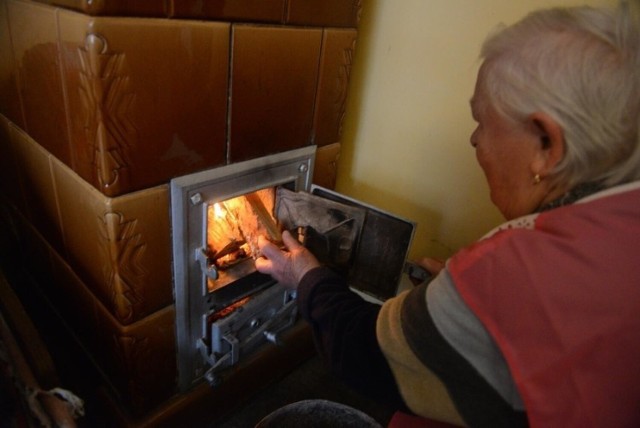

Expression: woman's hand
xmin=407 ymin=257 xmax=445 ymax=285
xmin=415 ymin=256 xmax=445 ymax=276
xmin=255 ymin=230 xmax=321 ymax=289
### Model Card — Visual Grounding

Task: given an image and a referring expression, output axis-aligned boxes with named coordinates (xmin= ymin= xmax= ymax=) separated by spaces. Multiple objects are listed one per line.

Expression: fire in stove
xmin=204 ymin=188 xmax=280 ymax=293
xmin=171 ymin=146 xmax=415 ymax=391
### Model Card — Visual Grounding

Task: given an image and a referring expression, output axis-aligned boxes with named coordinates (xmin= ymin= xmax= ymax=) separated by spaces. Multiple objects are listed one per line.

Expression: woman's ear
xmin=529 ymin=111 xmax=565 ymax=176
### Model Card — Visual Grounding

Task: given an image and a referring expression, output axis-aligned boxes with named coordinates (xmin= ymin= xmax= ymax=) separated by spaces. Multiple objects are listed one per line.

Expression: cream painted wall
xmin=337 ymin=0 xmax=615 ymax=260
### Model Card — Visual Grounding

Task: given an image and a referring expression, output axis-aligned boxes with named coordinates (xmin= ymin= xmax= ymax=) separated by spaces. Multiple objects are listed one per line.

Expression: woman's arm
xmin=256 ymin=232 xmax=407 ymax=409
xmin=296 ymin=266 xmax=408 ymax=409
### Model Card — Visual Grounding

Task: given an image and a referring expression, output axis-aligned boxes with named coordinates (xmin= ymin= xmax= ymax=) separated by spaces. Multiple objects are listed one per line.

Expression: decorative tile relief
xmin=77 ymin=32 xmax=136 ymax=196
xmin=52 ymin=153 xmax=173 ymax=325
xmin=313 ymin=29 xmax=358 ymax=147
xmin=99 ymin=211 xmax=145 ymax=325
xmin=59 ymin=10 xmax=229 ymax=196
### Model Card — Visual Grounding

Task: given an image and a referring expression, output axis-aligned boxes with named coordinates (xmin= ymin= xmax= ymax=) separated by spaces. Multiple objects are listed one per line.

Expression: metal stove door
xmin=275 ymin=185 xmax=416 ymax=301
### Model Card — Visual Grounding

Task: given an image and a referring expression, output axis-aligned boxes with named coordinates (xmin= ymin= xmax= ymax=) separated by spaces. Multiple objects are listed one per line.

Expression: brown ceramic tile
xmin=0 ymin=0 xmax=24 ymax=127
xmin=53 ymin=155 xmax=173 ymax=324
xmin=35 ymin=0 xmax=168 ymax=17
xmin=10 ymin=124 xmax=65 ymax=253
xmin=0 ymin=198 xmax=22 ymax=271
xmin=171 ymin=0 xmax=285 ymax=23
xmin=10 ymin=209 xmax=55 ymax=288
xmin=58 ymin=10 xmax=229 ymax=196
xmin=287 ymin=0 xmax=362 ymax=28
xmin=8 ymin=0 xmax=71 ymax=165
xmin=93 ymin=304 xmax=177 ymax=416
xmin=49 ymin=246 xmax=101 ymax=353
xmin=230 ymin=25 xmax=322 ymax=162
xmin=313 ymin=142 xmax=340 ymax=190
xmin=0 ymin=116 xmax=25 ymax=210
xmin=8 ymin=205 xmax=176 ymax=416
xmin=313 ymin=29 xmax=358 ymax=147
xmin=48 ymin=244 xmax=177 ymax=415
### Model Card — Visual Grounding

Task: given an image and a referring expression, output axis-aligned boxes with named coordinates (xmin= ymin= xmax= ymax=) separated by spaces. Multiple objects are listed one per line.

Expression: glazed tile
xmin=313 ymin=142 xmax=341 ymax=190
xmin=10 ymin=123 xmax=64 ymax=252
xmin=58 ymin=10 xmax=229 ymax=196
xmin=313 ymin=29 xmax=358 ymax=147
xmin=229 ymin=25 xmax=322 ymax=162
xmin=53 ymin=155 xmax=173 ymax=324
xmin=287 ymin=0 xmax=362 ymax=28
xmin=171 ymin=0 xmax=285 ymax=23
xmin=0 ymin=0 xmax=24 ymax=126
xmin=8 ymin=0 xmax=71 ymax=164
xmin=49 ymin=244 xmax=177 ymax=416
xmin=0 ymin=115 xmax=25 ymax=209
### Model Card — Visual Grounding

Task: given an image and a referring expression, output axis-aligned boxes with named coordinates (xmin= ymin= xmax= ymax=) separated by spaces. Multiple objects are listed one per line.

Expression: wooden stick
xmin=244 ymin=193 xmax=282 ymax=243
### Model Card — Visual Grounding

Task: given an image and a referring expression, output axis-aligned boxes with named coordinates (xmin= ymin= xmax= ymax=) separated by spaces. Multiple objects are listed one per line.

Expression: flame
xmin=213 ymin=202 xmax=225 ymax=219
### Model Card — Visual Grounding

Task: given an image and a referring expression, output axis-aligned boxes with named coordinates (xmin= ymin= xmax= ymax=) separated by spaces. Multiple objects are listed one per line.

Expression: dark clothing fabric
xmin=294 ymin=182 xmax=640 ymax=427
xmin=298 ymin=267 xmax=527 ymax=426
xmin=297 ymin=267 xmax=408 ymax=411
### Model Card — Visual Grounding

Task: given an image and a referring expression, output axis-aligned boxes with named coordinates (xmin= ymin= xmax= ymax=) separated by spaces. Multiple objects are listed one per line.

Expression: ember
xmin=207 ymin=296 xmax=251 ymax=324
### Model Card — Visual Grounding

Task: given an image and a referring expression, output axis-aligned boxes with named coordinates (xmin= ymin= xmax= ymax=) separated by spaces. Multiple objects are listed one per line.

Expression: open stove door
xmin=275 ymin=186 xmax=415 ymax=301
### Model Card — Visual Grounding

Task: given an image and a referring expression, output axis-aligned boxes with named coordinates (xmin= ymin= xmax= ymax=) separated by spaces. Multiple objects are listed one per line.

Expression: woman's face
xmin=469 ymin=73 xmax=549 ymax=220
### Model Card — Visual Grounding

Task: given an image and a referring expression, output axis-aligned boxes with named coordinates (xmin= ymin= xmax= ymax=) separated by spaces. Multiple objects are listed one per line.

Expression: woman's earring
xmin=533 ymin=174 xmax=541 ymax=185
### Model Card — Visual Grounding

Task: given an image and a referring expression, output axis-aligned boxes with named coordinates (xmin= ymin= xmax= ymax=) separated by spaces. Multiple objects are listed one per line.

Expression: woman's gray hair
xmin=479 ymin=1 xmax=640 ymax=190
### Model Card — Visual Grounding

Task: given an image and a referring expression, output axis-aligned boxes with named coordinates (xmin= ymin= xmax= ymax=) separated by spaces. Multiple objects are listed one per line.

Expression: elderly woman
xmin=256 ymin=2 xmax=640 ymax=427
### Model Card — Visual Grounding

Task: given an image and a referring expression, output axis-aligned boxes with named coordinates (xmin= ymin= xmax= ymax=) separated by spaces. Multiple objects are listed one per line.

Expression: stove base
xmin=98 ymin=322 xmax=315 ymax=427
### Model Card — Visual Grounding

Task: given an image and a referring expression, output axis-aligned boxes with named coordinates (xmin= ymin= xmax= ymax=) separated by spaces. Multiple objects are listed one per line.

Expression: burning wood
xmin=207 ymin=188 xmax=281 ymax=271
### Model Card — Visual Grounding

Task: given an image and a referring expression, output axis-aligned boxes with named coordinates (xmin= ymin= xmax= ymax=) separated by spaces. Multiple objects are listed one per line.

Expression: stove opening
xmin=205 ymin=187 xmax=280 ymax=294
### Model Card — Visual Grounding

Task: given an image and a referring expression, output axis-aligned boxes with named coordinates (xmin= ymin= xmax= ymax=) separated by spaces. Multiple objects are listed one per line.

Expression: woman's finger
xmin=254 ymin=256 xmax=272 ymax=273
xmin=258 ymin=235 xmax=280 ymax=259
xmin=416 ymin=257 xmax=444 ymax=275
xmin=281 ymin=230 xmax=301 ymax=251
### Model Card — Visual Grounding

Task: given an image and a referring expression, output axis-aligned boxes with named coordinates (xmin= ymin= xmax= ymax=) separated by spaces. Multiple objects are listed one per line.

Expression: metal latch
xmin=196 ymin=247 xmax=218 ymax=280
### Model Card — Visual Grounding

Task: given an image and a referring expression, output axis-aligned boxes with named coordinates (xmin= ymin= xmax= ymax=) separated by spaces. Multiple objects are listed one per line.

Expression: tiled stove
xmin=0 ymin=0 xmax=361 ymax=424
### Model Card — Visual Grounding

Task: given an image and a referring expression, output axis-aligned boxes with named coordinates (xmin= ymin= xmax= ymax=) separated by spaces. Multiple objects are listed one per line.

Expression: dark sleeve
xmin=297 ymin=266 xmax=408 ymax=410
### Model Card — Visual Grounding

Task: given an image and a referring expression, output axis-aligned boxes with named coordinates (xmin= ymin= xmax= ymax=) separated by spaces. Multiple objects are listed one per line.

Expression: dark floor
xmin=0 ymin=256 xmax=394 ymax=428
xmin=213 ymin=354 xmax=395 ymax=427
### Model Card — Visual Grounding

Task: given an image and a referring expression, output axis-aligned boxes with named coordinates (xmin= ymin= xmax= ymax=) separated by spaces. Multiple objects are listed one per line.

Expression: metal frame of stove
xmin=170 ymin=146 xmax=316 ymax=392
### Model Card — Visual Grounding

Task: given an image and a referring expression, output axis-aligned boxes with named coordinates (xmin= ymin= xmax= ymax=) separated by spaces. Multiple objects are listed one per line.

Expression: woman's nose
xmin=470 ymin=129 xmax=479 ymax=148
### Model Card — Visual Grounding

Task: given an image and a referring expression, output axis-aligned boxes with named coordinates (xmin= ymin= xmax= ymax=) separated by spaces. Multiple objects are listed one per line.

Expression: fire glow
xmin=205 ymin=189 xmax=278 ymax=292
